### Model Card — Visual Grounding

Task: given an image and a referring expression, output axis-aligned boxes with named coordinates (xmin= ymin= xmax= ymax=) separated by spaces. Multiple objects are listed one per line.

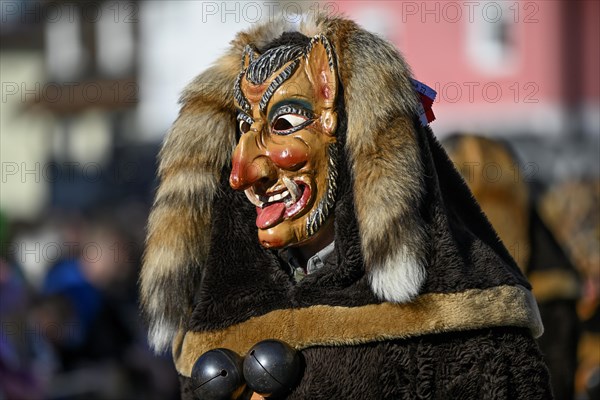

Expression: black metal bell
xmin=191 ymin=348 xmax=246 ymax=400
xmin=243 ymin=339 xmax=302 ymax=397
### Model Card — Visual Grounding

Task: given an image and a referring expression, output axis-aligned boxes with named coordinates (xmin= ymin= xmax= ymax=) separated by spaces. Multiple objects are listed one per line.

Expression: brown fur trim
xmin=141 ymin=14 xmax=430 ymax=351
xmin=529 ymin=269 xmax=580 ymax=302
xmin=173 ymin=285 xmax=542 ymax=377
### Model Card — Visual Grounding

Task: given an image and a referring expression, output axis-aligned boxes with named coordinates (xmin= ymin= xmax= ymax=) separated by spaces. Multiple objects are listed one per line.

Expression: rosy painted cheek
xmin=268 ymin=142 xmax=308 ymax=170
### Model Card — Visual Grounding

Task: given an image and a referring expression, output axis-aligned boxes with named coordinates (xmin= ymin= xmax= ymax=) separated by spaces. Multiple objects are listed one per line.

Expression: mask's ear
xmin=242 ymin=45 xmax=259 ymax=70
xmin=305 ymin=35 xmax=337 ymax=109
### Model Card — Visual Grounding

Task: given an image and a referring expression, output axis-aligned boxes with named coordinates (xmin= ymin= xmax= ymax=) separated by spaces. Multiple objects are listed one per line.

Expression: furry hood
xmin=140 ymin=14 xmax=542 ymax=364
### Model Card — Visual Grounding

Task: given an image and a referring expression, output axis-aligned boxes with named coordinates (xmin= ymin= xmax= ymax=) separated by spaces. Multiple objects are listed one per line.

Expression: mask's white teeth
xmin=282 ymin=177 xmax=301 ymax=202
xmin=244 ymin=189 xmax=264 ymax=208
xmin=267 ymin=190 xmax=289 ymax=203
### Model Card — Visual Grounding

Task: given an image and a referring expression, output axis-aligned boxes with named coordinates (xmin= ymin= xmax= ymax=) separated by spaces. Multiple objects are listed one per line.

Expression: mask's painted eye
xmin=239 ymin=120 xmax=251 ymax=134
xmin=237 ymin=113 xmax=253 ymax=137
xmin=272 ymin=114 xmax=308 ymax=134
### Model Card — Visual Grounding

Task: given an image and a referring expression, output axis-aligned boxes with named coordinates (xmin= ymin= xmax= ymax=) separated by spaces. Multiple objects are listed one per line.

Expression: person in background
xmin=443 ymin=134 xmax=581 ymax=400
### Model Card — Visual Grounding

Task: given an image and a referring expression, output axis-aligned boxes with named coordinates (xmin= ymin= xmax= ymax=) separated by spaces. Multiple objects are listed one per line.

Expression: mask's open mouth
xmin=245 ymin=178 xmax=312 ymax=229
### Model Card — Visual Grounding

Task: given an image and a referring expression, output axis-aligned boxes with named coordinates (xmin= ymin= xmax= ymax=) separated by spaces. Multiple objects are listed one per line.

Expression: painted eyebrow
xmin=236 ymin=111 xmax=254 ymax=124
xmin=268 ymin=99 xmax=314 ymax=122
xmin=258 ymin=59 xmax=300 ymax=113
xmin=233 ymin=70 xmax=250 ymax=112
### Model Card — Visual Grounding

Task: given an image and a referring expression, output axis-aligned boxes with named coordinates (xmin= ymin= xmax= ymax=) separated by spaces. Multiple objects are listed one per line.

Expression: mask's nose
xmin=229 ymin=131 xmax=277 ymax=191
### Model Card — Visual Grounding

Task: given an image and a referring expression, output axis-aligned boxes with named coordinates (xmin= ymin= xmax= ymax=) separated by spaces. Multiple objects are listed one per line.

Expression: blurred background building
xmin=1 ymin=1 xmax=598 ymax=399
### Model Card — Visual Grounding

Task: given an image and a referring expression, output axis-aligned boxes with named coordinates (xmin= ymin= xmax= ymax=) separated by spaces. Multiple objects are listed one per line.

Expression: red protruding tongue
xmin=256 ymin=202 xmax=286 ymax=229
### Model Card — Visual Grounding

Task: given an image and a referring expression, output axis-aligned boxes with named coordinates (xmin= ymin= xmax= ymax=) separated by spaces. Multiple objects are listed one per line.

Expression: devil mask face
xmin=229 ymin=35 xmax=339 ymax=249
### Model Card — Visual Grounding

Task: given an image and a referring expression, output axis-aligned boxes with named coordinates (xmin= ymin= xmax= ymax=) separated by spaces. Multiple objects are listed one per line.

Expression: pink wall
xmin=333 ymin=0 xmax=597 ymax=135
xmin=336 ymin=1 xmax=564 ymax=103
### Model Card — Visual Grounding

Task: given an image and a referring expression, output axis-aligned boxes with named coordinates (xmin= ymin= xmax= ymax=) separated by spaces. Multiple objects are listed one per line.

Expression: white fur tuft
xmin=148 ymin=317 xmax=177 ymax=353
xmin=369 ymin=246 xmax=426 ymax=303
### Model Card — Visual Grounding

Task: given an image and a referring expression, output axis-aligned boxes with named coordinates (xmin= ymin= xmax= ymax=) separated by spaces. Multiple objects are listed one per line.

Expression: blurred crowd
xmin=444 ymin=134 xmax=599 ymax=400
xmin=0 ymin=203 xmax=180 ymax=400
